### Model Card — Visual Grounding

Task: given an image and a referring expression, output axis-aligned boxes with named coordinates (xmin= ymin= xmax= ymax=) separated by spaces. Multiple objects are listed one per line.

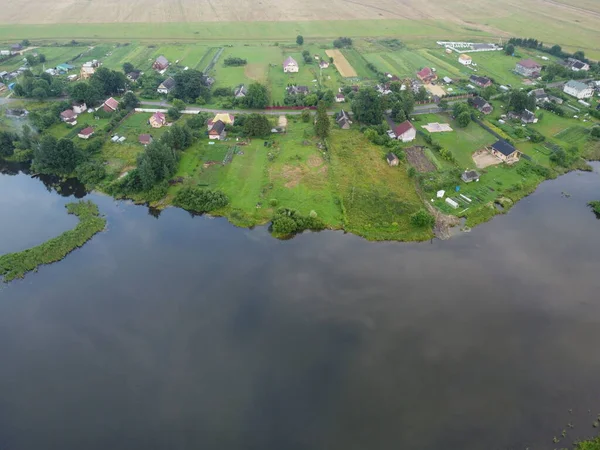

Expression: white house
xmin=458 ymin=54 xmax=472 ymax=65
xmin=72 ymin=102 xmax=87 ymax=114
xmin=393 ymin=120 xmax=416 ymax=143
xmin=283 ymin=56 xmax=299 ymax=73
xmin=563 ymin=80 xmax=594 ymax=99
xmin=157 ymin=77 xmax=175 ymax=94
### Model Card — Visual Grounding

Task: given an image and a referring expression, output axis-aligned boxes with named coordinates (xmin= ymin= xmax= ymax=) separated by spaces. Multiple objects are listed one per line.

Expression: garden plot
xmin=405 ymin=146 xmax=437 ymax=172
xmin=326 ymin=49 xmax=357 ymax=77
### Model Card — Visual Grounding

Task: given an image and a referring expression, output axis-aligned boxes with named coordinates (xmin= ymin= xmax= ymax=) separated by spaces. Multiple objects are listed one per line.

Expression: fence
xmin=265 ymin=106 xmax=317 ymax=111
xmin=203 ymin=47 xmax=224 ymax=74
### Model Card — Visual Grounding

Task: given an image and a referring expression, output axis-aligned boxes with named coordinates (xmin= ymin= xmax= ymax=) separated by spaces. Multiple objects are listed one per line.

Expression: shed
xmin=386 ymin=152 xmax=399 ymax=167
xmin=461 ymin=170 xmax=480 ymax=183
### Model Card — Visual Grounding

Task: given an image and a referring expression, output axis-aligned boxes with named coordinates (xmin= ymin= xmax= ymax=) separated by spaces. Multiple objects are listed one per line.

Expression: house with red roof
xmin=515 ymin=59 xmax=542 ymax=77
xmin=103 ymin=97 xmax=119 ymax=113
xmin=78 ymin=127 xmax=94 ymax=139
xmin=149 ymin=112 xmax=166 ymax=128
xmin=60 ymin=109 xmax=77 ymax=125
xmin=393 ymin=120 xmax=416 ymax=142
xmin=416 ymin=67 xmax=437 ymax=83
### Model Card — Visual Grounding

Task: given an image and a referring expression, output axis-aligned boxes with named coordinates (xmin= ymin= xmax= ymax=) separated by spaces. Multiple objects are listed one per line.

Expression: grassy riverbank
xmin=0 ymin=201 xmax=105 ymax=282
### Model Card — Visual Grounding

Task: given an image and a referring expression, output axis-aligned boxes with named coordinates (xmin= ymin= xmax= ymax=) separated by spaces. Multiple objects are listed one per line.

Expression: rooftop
xmin=491 ymin=139 xmax=517 ymax=156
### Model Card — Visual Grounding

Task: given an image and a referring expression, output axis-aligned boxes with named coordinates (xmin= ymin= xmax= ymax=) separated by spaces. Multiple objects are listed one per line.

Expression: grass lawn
xmin=431 ymin=162 xmax=546 ymax=225
xmin=99 ymin=112 xmax=170 ymax=175
xmin=417 ymin=113 xmax=497 ymax=169
xmin=328 ymin=128 xmax=432 ymax=241
xmin=340 ymin=48 xmax=374 ymax=79
xmin=167 ymin=119 xmax=432 ymax=240
xmin=268 ymin=55 xmax=321 ymax=104
xmin=211 ymin=45 xmax=282 ymax=89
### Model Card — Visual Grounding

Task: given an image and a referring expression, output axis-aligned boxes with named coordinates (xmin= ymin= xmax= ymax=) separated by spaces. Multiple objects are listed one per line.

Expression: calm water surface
xmin=1 ymin=164 xmax=600 ymax=450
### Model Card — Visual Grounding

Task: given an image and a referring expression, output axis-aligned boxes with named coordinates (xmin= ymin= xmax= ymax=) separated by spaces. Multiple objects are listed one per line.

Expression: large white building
xmin=563 ymin=80 xmax=594 ymax=99
xmin=283 ymin=56 xmax=299 ymax=73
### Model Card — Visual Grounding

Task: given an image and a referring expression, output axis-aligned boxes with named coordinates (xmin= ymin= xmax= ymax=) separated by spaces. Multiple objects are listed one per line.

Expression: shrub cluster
xmin=173 ymin=187 xmax=229 ymax=213
xmin=271 ymin=208 xmax=325 ymax=235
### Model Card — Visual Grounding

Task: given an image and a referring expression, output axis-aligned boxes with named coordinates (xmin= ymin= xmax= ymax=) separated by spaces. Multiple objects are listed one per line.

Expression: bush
xmin=271 ymin=208 xmax=325 ymax=236
xmin=173 ymin=186 xmax=229 ymax=213
xmin=333 ymin=37 xmax=353 ymax=48
xmin=223 ymin=57 xmax=247 ymax=67
xmin=410 ymin=209 xmax=435 ymax=228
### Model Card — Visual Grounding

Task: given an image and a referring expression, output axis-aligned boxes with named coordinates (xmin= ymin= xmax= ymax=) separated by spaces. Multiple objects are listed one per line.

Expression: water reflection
xmin=0 ymin=164 xmax=599 ymax=450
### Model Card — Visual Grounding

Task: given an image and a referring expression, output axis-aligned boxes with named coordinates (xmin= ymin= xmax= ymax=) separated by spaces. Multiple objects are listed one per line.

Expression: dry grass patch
xmin=472 ymin=149 xmax=501 ymax=169
xmin=325 ymin=49 xmax=358 ymax=78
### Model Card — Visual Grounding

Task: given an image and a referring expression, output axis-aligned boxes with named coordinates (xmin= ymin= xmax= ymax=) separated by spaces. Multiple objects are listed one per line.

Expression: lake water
xmin=1 ymin=163 xmax=600 ymax=450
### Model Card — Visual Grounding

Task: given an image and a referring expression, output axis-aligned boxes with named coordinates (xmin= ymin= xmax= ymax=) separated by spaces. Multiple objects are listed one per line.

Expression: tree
xmin=504 ymin=44 xmax=515 ymax=56
xmin=481 ymin=85 xmax=496 ymax=101
xmin=438 ymin=100 xmax=449 ymax=111
xmin=25 ymin=54 xmax=37 ymax=66
xmin=301 ymin=109 xmax=311 ymax=123
xmin=122 ymin=62 xmax=134 ymax=74
xmin=33 ymin=135 xmax=82 ymax=175
xmin=549 ymin=44 xmax=562 ymax=56
xmin=573 ymin=50 xmax=585 ymax=61
xmin=452 ymin=102 xmax=470 ymax=118
xmin=333 ymin=37 xmax=353 ymax=48
xmin=173 ymin=187 xmax=229 ymax=213
xmin=173 ymin=70 xmax=209 ymax=103
xmin=76 ymin=161 xmax=106 ymax=187
xmin=136 ymin=141 xmax=177 ymax=190
xmin=508 ymin=90 xmax=535 ymax=113
xmin=69 ymin=81 xmax=103 ymax=106
xmin=244 ymin=83 xmax=269 ymax=109
xmin=0 ymin=131 xmax=17 ymax=157
xmin=351 ymin=87 xmax=383 ymax=125
xmin=314 ymin=101 xmax=330 ymax=138
xmin=167 ymin=107 xmax=181 ymax=121
xmin=31 ymin=87 xmax=47 ymax=100
xmin=302 ymin=50 xmax=311 ymax=64
xmin=121 ymin=91 xmax=139 ymax=110
xmin=162 ymin=124 xmax=193 ymax=151
xmin=591 ymin=127 xmax=600 ymax=139
xmin=415 ymin=86 xmax=428 ymax=102
xmin=296 ymin=35 xmax=304 ymax=46
xmin=38 ymin=54 xmax=46 ymax=63
xmin=91 ymin=67 xmax=127 ymax=96
xmin=243 ymin=114 xmax=271 ymax=137
xmin=457 ymin=111 xmax=471 ymax=128
xmin=172 ymin=99 xmax=186 ymax=111
xmin=21 ymin=39 xmax=30 ymax=46
xmin=329 ymin=56 xmax=334 ymax=64
xmin=410 ymin=209 xmax=435 ymax=228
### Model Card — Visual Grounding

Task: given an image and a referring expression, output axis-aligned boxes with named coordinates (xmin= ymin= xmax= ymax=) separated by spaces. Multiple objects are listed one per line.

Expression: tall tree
xmin=33 ymin=136 xmax=82 ymax=174
xmin=244 ymin=83 xmax=269 ymax=109
xmin=136 ymin=141 xmax=177 ymax=190
xmin=351 ymin=87 xmax=383 ymax=125
xmin=91 ymin=67 xmax=127 ymax=95
xmin=121 ymin=91 xmax=139 ymax=110
xmin=296 ymin=35 xmax=304 ymax=45
xmin=122 ymin=62 xmax=134 ymax=74
xmin=173 ymin=70 xmax=210 ymax=103
xmin=243 ymin=114 xmax=271 ymax=137
xmin=314 ymin=101 xmax=330 ymax=138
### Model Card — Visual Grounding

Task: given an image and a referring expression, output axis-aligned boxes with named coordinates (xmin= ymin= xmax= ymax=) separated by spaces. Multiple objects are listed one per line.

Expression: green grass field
xmin=417 ymin=113 xmax=497 ymax=169
xmin=212 ymin=45 xmax=282 ymax=88
xmin=328 ymin=128 xmax=432 ymax=241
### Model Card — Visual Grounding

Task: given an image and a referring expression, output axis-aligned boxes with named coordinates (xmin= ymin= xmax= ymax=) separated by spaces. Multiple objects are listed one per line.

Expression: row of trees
xmin=284 ymin=89 xmax=335 ymax=107
xmin=13 ymin=71 xmax=64 ymax=99
xmin=223 ymin=57 xmax=247 ymax=67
